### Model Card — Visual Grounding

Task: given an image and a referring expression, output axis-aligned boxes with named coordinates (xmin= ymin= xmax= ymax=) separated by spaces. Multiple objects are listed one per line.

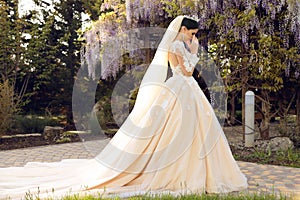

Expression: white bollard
xmin=245 ymin=91 xmax=255 ymax=147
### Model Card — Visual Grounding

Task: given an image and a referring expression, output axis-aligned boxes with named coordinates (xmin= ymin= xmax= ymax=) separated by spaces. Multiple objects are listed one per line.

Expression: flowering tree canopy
xmin=82 ymin=0 xmax=299 ymax=83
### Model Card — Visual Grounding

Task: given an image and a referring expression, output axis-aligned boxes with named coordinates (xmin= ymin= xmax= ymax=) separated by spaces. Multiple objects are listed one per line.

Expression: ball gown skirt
xmin=0 ymin=72 xmax=248 ymax=199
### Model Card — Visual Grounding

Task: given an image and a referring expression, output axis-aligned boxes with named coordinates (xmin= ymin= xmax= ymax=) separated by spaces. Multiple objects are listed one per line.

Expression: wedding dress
xmin=0 ymin=16 xmax=248 ymax=199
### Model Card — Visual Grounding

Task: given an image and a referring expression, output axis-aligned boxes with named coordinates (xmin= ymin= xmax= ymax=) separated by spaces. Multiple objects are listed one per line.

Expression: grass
xmin=22 ymin=192 xmax=293 ymax=200
xmin=233 ymin=147 xmax=300 ymax=168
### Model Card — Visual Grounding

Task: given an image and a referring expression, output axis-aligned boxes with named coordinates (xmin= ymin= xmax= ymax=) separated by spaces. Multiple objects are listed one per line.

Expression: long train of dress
xmin=0 ymin=70 xmax=247 ymax=199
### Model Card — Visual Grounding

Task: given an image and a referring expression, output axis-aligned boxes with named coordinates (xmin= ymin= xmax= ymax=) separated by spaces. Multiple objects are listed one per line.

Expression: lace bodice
xmin=169 ymin=40 xmax=199 ymax=76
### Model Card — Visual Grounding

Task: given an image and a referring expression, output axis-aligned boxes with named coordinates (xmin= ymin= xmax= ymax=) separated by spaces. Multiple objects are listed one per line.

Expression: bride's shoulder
xmin=170 ymin=40 xmax=184 ymax=51
xmin=170 ymin=40 xmax=183 ymax=46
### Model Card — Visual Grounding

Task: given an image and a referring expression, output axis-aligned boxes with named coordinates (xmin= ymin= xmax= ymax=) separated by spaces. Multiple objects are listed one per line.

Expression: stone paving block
xmin=1 ymin=139 xmax=300 ymax=198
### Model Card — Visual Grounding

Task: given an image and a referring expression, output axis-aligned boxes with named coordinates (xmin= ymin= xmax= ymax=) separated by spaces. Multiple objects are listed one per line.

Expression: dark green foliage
xmin=13 ymin=115 xmax=61 ymax=133
xmin=21 ymin=0 xmax=85 ymax=128
xmin=0 ymin=0 xmax=23 ymax=82
xmin=82 ymin=0 xmax=103 ymax=20
xmin=0 ymin=0 xmax=28 ymax=134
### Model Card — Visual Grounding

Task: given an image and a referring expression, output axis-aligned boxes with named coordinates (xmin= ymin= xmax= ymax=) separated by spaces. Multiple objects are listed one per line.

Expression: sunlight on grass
xmin=22 ymin=191 xmax=292 ymax=200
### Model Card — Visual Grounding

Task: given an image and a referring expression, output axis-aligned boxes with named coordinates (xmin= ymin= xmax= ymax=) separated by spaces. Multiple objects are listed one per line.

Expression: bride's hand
xmin=189 ymin=36 xmax=199 ymax=54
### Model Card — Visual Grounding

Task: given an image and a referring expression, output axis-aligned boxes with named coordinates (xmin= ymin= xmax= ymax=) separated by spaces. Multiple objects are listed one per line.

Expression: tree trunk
xmin=241 ymin=57 xmax=248 ymax=142
xmin=259 ymin=91 xmax=270 ymax=140
xmin=145 ymin=30 xmax=151 ymax=64
xmin=297 ymin=88 xmax=300 ymax=136
xmin=242 ymin=86 xmax=245 ymax=141
xmin=230 ymin=92 xmax=236 ymax=125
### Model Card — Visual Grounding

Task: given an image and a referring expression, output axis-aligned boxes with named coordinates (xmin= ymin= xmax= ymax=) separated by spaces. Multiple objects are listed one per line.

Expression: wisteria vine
xmin=81 ymin=0 xmax=300 ymax=80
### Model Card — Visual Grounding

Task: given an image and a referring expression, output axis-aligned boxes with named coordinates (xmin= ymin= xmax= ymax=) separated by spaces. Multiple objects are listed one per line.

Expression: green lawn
xmin=23 ymin=192 xmax=292 ymax=200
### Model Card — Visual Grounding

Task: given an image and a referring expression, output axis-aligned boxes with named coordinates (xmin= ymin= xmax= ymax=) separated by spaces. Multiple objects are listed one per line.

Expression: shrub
xmin=13 ymin=115 xmax=61 ymax=133
xmin=0 ymin=80 xmax=18 ymax=135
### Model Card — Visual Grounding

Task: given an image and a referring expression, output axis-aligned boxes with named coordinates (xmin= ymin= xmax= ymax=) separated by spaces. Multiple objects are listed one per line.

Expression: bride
xmin=0 ymin=16 xmax=248 ymax=199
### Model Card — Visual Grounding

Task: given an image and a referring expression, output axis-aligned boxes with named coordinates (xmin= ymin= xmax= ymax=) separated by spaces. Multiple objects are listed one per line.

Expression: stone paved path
xmin=1 ymin=138 xmax=300 ymax=199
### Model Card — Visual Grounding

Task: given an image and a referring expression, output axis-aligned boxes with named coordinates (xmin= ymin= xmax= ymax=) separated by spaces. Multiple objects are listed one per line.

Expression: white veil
xmin=131 ymin=16 xmax=184 ymax=115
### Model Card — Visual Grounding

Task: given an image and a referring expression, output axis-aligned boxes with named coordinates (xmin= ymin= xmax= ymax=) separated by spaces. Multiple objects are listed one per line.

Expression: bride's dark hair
xmin=181 ymin=17 xmax=199 ymax=30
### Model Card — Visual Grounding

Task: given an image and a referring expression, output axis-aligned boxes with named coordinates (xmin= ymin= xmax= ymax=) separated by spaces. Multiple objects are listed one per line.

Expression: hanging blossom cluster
xmin=81 ymin=0 xmax=128 ymax=80
xmin=130 ymin=0 xmax=165 ymax=25
xmin=195 ymin=0 xmax=299 ymax=50
xmin=81 ymin=23 xmax=123 ymax=80
xmin=130 ymin=0 xmax=201 ymax=25
xmin=81 ymin=29 xmax=100 ymax=80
